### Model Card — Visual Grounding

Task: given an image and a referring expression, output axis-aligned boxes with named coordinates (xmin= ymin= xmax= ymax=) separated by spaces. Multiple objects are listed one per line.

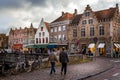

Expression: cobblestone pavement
xmin=86 ymin=59 xmax=120 ymax=80
xmin=0 ymin=57 xmax=113 ymax=80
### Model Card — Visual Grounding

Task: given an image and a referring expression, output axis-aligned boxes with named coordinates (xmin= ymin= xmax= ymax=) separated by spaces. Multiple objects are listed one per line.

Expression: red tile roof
xmin=70 ymin=14 xmax=82 ymax=25
xmin=52 ymin=12 xmax=74 ymax=23
xmin=45 ymin=22 xmax=50 ymax=32
xmin=95 ymin=8 xmax=116 ymax=21
xmin=70 ymin=7 xmax=116 ymax=25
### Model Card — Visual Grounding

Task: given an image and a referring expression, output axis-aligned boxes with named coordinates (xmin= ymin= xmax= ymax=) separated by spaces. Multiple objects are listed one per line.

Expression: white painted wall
xmin=35 ymin=18 xmax=49 ymax=44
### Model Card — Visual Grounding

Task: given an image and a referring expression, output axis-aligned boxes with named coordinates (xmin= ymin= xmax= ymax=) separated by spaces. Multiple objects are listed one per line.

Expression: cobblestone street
xmin=0 ymin=57 xmax=113 ymax=80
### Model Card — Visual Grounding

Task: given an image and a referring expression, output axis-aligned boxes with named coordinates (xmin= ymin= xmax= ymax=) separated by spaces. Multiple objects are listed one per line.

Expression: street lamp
xmin=93 ymin=37 xmax=98 ymax=60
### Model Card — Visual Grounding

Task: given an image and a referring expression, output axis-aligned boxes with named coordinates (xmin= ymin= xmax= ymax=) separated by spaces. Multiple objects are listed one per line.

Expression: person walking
xmin=59 ymin=47 xmax=69 ymax=75
xmin=48 ymin=49 xmax=58 ymax=75
xmin=81 ymin=47 xmax=86 ymax=60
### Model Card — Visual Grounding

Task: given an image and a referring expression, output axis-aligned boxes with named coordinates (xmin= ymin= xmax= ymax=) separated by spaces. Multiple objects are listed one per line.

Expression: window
xmin=90 ymin=27 xmax=94 ymax=36
xmin=89 ymin=19 xmax=93 ymax=24
xmin=82 ymin=20 xmax=87 ymax=25
xmin=41 ymin=27 xmax=43 ymax=31
xmin=58 ymin=26 xmax=62 ymax=31
xmin=99 ymin=26 xmax=104 ymax=35
xmin=63 ymin=26 xmax=66 ymax=31
xmin=39 ymin=38 xmax=41 ymax=43
xmin=54 ymin=27 xmax=57 ymax=32
xmin=43 ymin=38 xmax=44 ymax=43
xmin=46 ymin=37 xmax=48 ymax=43
xmin=63 ymin=34 xmax=66 ymax=40
xmin=85 ymin=12 xmax=90 ymax=17
xmin=81 ymin=28 xmax=85 ymax=37
xmin=42 ymin=32 xmax=45 ymax=36
xmin=39 ymin=33 xmax=41 ymax=37
xmin=58 ymin=35 xmax=61 ymax=40
xmin=55 ymin=35 xmax=57 ymax=40
xmin=36 ymin=38 xmax=38 ymax=44
xmin=51 ymin=28 xmax=53 ymax=32
xmin=73 ymin=29 xmax=77 ymax=37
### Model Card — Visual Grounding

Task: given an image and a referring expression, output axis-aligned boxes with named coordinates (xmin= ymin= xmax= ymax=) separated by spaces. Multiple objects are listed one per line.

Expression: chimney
xmin=62 ymin=11 xmax=64 ymax=16
xmin=74 ymin=9 xmax=77 ymax=15
xmin=20 ymin=27 xmax=22 ymax=30
xmin=116 ymin=3 xmax=118 ymax=8
xmin=30 ymin=23 xmax=33 ymax=28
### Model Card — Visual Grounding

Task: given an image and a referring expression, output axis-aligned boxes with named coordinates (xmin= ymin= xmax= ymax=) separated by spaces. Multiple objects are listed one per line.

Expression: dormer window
xmin=85 ymin=12 xmax=90 ymax=17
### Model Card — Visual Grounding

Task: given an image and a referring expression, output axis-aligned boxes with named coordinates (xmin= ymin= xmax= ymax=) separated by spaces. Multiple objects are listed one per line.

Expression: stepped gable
xmin=70 ymin=7 xmax=116 ymax=25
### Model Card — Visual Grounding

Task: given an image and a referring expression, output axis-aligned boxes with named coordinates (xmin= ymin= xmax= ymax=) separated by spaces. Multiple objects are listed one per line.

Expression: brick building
xmin=0 ymin=34 xmax=8 ymax=49
xmin=8 ymin=23 xmax=37 ymax=50
xmin=68 ymin=4 xmax=120 ymax=56
xmin=49 ymin=10 xmax=76 ymax=49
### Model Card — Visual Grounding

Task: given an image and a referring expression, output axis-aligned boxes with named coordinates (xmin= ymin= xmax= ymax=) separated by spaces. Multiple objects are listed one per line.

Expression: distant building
xmin=69 ymin=4 xmax=120 ymax=56
xmin=8 ymin=23 xmax=37 ymax=50
xmin=0 ymin=34 xmax=8 ymax=49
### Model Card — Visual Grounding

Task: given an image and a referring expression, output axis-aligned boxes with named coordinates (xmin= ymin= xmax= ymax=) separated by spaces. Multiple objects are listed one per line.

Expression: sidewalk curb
xmin=77 ymin=62 xmax=114 ymax=80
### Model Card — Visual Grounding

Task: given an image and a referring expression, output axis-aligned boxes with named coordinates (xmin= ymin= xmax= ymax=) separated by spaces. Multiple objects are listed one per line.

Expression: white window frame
xmin=58 ymin=26 xmax=61 ymax=31
xmin=63 ymin=26 xmax=66 ymax=31
xmin=54 ymin=27 xmax=57 ymax=32
xmin=58 ymin=35 xmax=61 ymax=39
xmin=51 ymin=28 xmax=53 ymax=32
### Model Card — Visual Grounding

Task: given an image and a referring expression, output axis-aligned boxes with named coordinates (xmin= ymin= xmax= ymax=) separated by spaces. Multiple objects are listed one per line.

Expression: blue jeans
xmin=50 ymin=62 xmax=55 ymax=74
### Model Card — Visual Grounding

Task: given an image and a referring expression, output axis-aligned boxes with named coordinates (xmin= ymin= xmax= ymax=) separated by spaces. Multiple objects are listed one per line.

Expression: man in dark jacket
xmin=59 ymin=47 xmax=69 ymax=75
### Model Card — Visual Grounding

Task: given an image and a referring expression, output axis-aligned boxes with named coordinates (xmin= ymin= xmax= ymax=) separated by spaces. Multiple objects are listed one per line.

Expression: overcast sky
xmin=0 ymin=0 xmax=120 ymax=34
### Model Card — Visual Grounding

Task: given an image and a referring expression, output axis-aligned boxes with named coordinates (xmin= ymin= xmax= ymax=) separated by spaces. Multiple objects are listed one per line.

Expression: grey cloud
xmin=26 ymin=0 xmax=48 ymax=7
xmin=0 ymin=0 xmax=25 ymax=9
xmin=92 ymin=0 xmax=118 ymax=11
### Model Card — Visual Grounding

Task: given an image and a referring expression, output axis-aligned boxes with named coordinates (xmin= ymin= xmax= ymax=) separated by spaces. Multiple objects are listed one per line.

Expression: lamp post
xmin=93 ymin=37 xmax=98 ymax=60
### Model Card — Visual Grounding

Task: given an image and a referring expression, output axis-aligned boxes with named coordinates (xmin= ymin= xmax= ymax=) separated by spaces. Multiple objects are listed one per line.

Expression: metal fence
xmin=0 ymin=53 xmax=46 ymax=75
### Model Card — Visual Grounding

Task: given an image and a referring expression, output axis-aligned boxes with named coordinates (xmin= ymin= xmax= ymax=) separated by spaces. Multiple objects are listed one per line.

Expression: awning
xmin=114 ymin=43 xmax=119 ymax=48
xmin=98 ymin=43 xmax=105 ymax=48
xmin=26 ymin=45 xmax=37 ymax=48
xmin=13 ymin=44 xmax=23 ymax=49
xmin=116 ymin=44 xmax=120 ymax=48
xmin=36 ymin=44 xmax=48 ymax=48
xmin=88 ymin=43 xmax=95 ymax=48
xmin=47 ymin=44 xmax=57 ymax=48
xmin=23 ymin=48 xmax=28 ymax=51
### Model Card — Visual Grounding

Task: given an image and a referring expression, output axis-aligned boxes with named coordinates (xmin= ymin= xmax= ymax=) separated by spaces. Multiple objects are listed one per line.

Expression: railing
xmin=0 ymin=53 xmax=47 ymax=75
